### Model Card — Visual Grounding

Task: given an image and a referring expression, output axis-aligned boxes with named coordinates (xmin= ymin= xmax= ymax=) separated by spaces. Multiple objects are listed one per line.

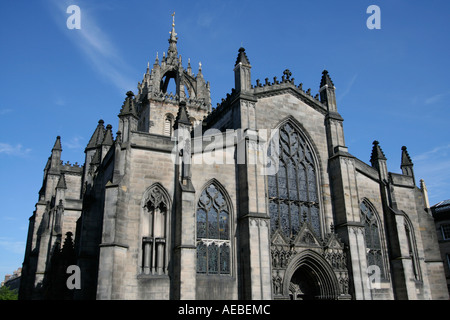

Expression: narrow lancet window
xmin=141 ymin=185 xmax=169 ymax=275
xmin=360 ymin=201 xmax=385 ymax=279
xmin=196 ymin=183 xmax=231 ymax=275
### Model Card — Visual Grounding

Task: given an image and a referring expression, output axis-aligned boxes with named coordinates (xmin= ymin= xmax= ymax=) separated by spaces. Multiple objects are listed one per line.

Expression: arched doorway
xmin=289 ymin=265 xmax=321 ymax=300
xmin=283 ymin=250 xmax=340 ymax=300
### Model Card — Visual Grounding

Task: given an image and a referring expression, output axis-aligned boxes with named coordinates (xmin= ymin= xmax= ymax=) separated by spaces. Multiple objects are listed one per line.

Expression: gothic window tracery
xmin=360 ymin=201 xmax=385 ymax=279
xmin=196 ymin=183 xmax=231 ymax=275
xmin=141 ymin=185 xmax=170 ymax=275
xmin=268 ymin=121 xmax=321 ymax=239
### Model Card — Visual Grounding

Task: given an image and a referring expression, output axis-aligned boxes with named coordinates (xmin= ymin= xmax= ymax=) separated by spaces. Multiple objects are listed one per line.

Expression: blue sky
xmin=0 ymin=0 xmax=449 ymax=282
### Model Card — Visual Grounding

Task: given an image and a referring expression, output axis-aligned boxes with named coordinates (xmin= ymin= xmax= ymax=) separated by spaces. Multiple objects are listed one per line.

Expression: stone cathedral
xmin=19 ymin=18 xmax=448 ymax=300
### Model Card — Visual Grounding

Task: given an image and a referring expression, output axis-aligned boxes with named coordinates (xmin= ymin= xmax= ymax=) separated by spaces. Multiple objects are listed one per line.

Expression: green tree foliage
xmin=0 ymin=285 xmax=18 ymax=300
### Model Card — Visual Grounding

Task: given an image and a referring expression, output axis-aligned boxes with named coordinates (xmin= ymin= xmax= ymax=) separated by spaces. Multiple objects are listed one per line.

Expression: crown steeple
xmin=134 ymin=12 xmax=212 ymax=125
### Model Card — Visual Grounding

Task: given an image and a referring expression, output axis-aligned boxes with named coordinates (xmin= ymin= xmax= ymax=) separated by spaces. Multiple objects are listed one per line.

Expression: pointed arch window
xmin=360 ymin=201 xmax=386 ymax=279
xmin=164 ymin=113 xmax=174 ymax=136
xmin=404 ymin=219 xmax=422 ymax=281
xmin=196 ymin=183 xmax=231 ymax=275
xmin=268 ymin=121 xmax=321 ymax=239
xmin=141 ymin=185 xmax=170 ymax=275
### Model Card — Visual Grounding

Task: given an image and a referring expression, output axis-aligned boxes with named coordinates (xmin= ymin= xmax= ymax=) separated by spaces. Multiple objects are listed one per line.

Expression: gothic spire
xmin=86 ymin=120 xmax=106 ymax=149
xmin=119 ymin=91 xmax=138 ymax=118
xmin=400 ymin=146 xmax=415 ymax=180
xmin=102 ymin=124 xmax=114 ymax=146
xmin=52 ymin=136 xmax=62 ymax=151
xmin=167 ymin=12 xmax=178 ymax=59
xmin=370 ymin=140 xmax=387 ymax=166
xmin=174 ymin=101 xmax=191 ymax=128
xmin=235 ymin=47 xmax=250 ymax=66
xmin=320 ymin=70 xmax=335 ymax=88
xmin=401 ymin=146 xmax=413 ymax=166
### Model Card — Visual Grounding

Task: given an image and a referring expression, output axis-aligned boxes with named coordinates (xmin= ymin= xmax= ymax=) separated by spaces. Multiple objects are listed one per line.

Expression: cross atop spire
xmin=172 ymin=11 xmax=175 ymax=27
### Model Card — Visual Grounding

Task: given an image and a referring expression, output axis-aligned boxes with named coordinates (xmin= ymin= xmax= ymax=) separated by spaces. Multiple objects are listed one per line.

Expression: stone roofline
xmin=204 ymin=69 xmax=327 ymax=129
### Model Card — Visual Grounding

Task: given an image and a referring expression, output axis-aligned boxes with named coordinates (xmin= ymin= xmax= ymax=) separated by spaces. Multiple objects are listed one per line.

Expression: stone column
xmin=236 ymin=130 xmax=272 ymax=299
xmin=172 ymin=182 xmax=196 ymax=299
xmin=329 ymin=155 xmax=371 ymax=300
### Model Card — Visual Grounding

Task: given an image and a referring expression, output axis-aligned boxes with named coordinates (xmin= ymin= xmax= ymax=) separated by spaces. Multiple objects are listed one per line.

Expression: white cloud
xmin=424 ymin=91 xmax=450 ymax=105
xmin=48 ymin=0 xmax=137 ymax=93
xmin=413 ymin=144 xmax=450 ymax=162
xmin=0 ymin=143 xmax=31 ymax=156
xmin=64 ymin=135 xmax=84 ymax=150
xmin=337 ymin=74 xmax=358 ymax=102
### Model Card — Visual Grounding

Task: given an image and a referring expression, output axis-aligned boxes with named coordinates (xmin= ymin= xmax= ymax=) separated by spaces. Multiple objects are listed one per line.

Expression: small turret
xmin=401 ymin=146 xmax=415 ymax=184
xmin=319 ymin=70 xmax=337 ymax=112
xmin=50 ymin=136 xmax=62 ymax=169
xmin=234 ymin=47 xmax=252 ymax=92
xmin=370 ymin=140 xmax=388 ymax=180
xmin=86 ymin=120 xmax=106 ymax=151
xmin=118 ymin=91 xmax=138 ymax=143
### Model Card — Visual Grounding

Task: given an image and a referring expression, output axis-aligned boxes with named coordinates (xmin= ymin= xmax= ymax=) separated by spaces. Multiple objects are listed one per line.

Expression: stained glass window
xmin=268 ymin=122 xmax=321 ymax=239
xmin=360 ymin=201 xmax=385 ymax=279
xmin=196 ymin=183 xmax=231 ymax=275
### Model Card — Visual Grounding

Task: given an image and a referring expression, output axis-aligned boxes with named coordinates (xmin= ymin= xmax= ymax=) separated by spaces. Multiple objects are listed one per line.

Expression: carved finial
xmin=283 ymin=69 xmax=292 ymax=81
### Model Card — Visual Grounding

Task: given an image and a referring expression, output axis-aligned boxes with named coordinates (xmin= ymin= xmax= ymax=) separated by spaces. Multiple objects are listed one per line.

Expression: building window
xmin=268 ymin=121 xmax=321 ymax=239
xmin=196 ymin=183 xmax=231 ymax=275
xmin=441 ymin=224 xmax=450 ymax=240
xmin=141 ymin=185 xmax=170 ymax=275
xmin=404 ymin=218 xmax=422 ymax=281
xmin=360 ymin=201 xmax=385 ymax=279
xmin=164 ymin=114 xmax=174 ymax=136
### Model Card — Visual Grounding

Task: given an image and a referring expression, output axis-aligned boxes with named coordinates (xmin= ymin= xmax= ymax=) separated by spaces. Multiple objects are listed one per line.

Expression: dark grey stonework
xmin=19 ymin=19 xmax=448 ymax=300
